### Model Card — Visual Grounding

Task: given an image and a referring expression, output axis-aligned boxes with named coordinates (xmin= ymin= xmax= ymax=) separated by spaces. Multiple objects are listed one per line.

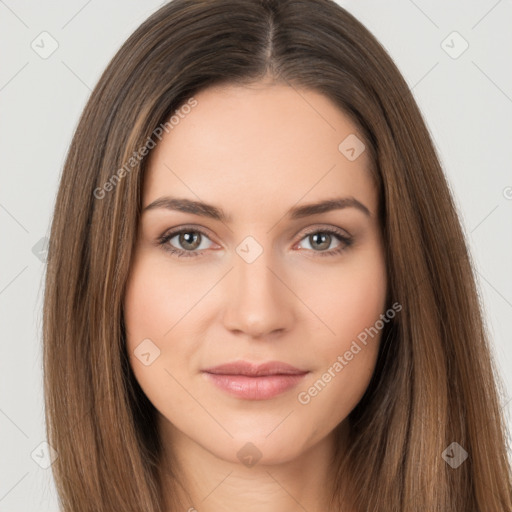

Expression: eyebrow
xmin=142 ymin=196 xmax=371 ymax=222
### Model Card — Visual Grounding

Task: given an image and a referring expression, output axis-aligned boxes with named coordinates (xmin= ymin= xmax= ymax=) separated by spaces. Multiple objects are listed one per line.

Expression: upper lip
xmin=202 ymin=360 xmax=308 ymax=377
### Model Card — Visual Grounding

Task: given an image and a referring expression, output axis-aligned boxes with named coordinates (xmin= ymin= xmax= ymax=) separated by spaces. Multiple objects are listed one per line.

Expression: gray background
xmin=1 ymin=0 xmax=511 ymax=510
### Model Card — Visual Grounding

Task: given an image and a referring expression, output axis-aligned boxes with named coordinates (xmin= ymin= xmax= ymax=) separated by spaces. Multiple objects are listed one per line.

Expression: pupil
xmin=181 ymin=232 xmax=200 ymax=249
xmin=312 ymin=233 xmax=330 ymax=250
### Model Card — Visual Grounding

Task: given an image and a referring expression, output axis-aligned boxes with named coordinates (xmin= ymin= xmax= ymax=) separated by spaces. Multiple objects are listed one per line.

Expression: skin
xmin=123 ymin=79 xmax=387 ymax=512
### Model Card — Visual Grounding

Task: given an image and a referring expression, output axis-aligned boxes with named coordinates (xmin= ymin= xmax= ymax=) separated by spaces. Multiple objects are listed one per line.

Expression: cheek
xmin=293 ymin=248 xmax=387 ymax=418
xmin=123 ymin=252 xmax=203 ymax=345
xmin=123 ymin=263 xmax=166 ymax=346
xmin=123 ymin=257 xmax=178 ymax=382
xmin=122 ymin=252 xmax=213 ymax=395
xmin=300 ymin=248 xmax=387 ymax=350
xmin=123 ymin=258 xmax=196 ymax=419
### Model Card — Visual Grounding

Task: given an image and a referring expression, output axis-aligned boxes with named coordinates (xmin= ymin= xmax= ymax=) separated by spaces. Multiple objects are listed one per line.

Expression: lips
xmin=201 ymin=360 xmax=309 ymax=400
xmin=202 ymin=360 xmax=308 ymax=377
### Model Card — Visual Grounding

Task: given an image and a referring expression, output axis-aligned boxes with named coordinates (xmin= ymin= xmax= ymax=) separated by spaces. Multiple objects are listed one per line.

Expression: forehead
xmin=143 ymin=82 xmax=377 ymax=218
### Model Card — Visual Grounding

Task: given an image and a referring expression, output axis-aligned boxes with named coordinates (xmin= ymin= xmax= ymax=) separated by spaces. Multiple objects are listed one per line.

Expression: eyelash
xmin=156 ymin=225 xmax=353 ymax=258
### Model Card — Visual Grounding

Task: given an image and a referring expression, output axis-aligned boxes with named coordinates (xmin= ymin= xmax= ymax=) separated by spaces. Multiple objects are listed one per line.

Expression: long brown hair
xmin=43 ymin=0 xmax=512 ymax=510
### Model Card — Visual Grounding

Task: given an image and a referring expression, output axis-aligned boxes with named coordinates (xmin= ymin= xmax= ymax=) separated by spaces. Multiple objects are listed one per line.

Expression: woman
xmin=42 ymin=0 xmax=512 ymax=510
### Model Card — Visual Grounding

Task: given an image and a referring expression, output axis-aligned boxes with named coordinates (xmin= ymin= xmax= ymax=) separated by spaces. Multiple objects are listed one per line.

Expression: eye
xmin=157 ymin=227 xmax=215 ymax=258
xmin=157 ymin=225 xmax=353 ymax=258
xmin=294 ymin=227 xmax=353 ymax=257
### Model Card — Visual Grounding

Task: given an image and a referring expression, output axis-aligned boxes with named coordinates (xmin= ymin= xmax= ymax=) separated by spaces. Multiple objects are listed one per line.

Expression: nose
xmin=221 ymin=245 xmax=295 ymax=339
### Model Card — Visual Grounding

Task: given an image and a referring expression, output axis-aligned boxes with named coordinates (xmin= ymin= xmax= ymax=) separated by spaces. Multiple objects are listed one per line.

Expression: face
xmin=123 ymin=81 xmax=387 ymax=467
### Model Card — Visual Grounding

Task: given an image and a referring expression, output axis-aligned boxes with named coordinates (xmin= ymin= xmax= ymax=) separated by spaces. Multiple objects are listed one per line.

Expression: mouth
xmin=201 ymin=360 xmax=310 ymax=400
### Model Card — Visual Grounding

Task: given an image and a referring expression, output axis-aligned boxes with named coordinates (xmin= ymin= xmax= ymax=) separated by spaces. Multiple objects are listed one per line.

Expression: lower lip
xmin=202 ymin=372 xmax=308 ymax=400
